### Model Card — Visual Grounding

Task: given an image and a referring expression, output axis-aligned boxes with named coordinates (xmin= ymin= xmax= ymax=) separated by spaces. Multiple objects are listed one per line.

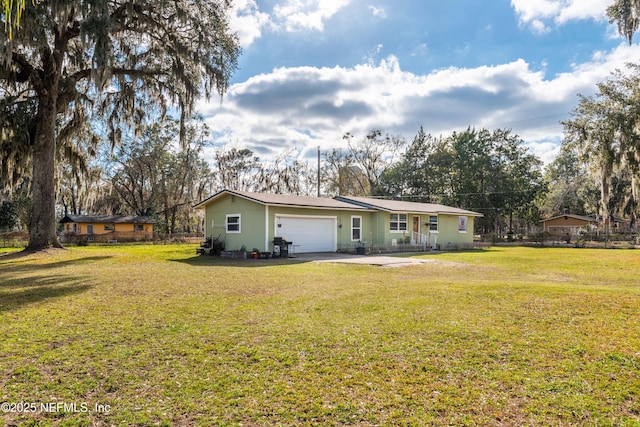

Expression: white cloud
xmin=197 ymin=44 xmax=640 ymax=164
xmin=229 ymin=0 xmax=272 ymax=47
xmin=555 ymin=0 xmax=607 ymax=23
xmin=273 ymin=0 xmax=351 ymax=32
xmin=527 ymin=140 xmax=562 ymax=165
xmin=530 ymin=19 xmax=550 ymax=35
xmin=368 ymin=5 xmax=387 ymax=18
xmin=511 ymin=0 xmax=559 ymax=23
xmin=511 ymin=0 xmax=607 ymax=30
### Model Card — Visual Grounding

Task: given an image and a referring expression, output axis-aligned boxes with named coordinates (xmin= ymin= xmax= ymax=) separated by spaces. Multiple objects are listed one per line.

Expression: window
xmin=134 ymin=224 xmax=144 ymax=231
xmin=104 ymin=224 xmax=115 ymax=231
xmin=390 ymin=213 xmax=407 ymax=232
xmin=226 ymin=214 xmax=241 ymax=233
xmin=429 ymin=215 xmax=438 ymax=232
xmin=351 ymin=216 xmax=362 ymax=241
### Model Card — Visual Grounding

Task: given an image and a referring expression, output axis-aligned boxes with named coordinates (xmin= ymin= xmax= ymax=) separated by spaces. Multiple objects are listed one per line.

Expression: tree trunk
xmin=27 ymin=93 xmax=62 ymax=250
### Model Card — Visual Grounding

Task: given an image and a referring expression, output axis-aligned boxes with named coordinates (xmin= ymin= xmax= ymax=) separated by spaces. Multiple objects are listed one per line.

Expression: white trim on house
xmin=225 ymin=213 xmax=241 ymax=234
xmin=429 ymin=215 xmax=439 ymax=233
xmin=351 ymin=215 xmax=362 ymax=241
xmin=390 ymin=213 xmax=408 ymax=233
xmin=264 ymin=205 xmax=270 ymax=252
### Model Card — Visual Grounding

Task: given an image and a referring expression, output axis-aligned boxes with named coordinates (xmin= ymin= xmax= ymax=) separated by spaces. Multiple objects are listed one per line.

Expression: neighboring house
xmin=194 ymin=189 xmax=483 ymax=253
xmin=59 ymin=215 xmax=156 ymax=243
xmin=540 ymin=214 xmax=625 ymax=237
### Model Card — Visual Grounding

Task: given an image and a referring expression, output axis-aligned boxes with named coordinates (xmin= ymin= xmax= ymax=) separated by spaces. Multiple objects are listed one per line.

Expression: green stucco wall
xmin=203 ymin=193 xmax=267 ymax=251
xmin=436 ymin=214 xmax=474 ymax=249
xmin=372 ymin=212 xmax=475 ymax=249
xmin=203 ymin=194 xmax=375 ymax=252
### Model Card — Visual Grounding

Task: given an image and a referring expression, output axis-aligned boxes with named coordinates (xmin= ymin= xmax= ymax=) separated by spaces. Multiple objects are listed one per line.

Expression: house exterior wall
xmin=372 ymin=212 xmax=475 ymax=249
xmin=203 ymin=193 xmax=267 ymax=251
xmin=542 ymin=217 xmax=593 ymax=234
xmin=201 ymin=192 xmax=478 ymax=252
xmin=61 ymin=221 xmax=154 ymax=243
xmin=202 ymin=194 xmax=377 ymax=252
xmin=63 ymin=222 xmax=153 ymax=235
xmin=437 ymin=214 xmax=474 ymax=249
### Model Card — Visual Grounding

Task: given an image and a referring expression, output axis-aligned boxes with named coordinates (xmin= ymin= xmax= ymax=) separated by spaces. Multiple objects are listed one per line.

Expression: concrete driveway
xmin=295 ymin=252 xmax=439 ymax=268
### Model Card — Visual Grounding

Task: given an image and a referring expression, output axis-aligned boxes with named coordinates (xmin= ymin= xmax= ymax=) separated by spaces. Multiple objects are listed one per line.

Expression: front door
xmin=412 ymin=216 xmax=420 ymax=243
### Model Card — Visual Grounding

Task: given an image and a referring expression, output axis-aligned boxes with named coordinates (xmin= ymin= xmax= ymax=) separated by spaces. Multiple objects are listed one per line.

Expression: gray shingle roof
xmin=335 ymin=196 xmax=483 ymax=216
xmin=194 ymin=189 xmax=372 ymax=210
xmin=195 ymin=190 xmax=482 ymax=217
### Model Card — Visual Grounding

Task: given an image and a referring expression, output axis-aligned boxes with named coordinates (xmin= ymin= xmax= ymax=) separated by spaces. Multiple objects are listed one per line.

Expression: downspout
xmin=265 ymin=205 xmax=270 ymax=252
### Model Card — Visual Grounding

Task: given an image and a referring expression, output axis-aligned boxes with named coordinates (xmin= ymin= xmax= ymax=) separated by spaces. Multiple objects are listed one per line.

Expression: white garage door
xmin=276 ymin=215 xmax=336 ymax=253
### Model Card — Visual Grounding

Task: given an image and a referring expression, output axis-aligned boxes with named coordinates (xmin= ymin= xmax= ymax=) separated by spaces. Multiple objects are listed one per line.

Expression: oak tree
xmin=0 ymin=0 xmax=240 ymax=250
xmin=607 ymin=0 xmax=640 ymax=43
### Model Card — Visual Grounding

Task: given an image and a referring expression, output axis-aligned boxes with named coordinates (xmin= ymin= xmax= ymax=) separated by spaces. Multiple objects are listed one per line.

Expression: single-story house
xmin=59 ymin=214 xmax=156 ymax=243
xmin=539 ymin=214 xmax=625 ymax=237
xmin=193 ymin=189 xmax=482 ymax=253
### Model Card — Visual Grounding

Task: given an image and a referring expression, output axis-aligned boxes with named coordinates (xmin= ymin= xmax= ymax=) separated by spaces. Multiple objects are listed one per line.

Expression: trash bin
xmin=356 ymin=246 xmax=366 ymax=255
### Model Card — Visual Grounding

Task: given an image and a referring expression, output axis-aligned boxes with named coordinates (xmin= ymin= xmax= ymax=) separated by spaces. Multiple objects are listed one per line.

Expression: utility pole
xmin=317 ymin=146 xmax=321 ymax=197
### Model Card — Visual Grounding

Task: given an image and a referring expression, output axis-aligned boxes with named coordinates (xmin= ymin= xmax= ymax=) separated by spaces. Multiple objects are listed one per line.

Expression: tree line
xmin=2 ymin=116 xmax=543 ymax=236
xmin=0 ymin=117 xmax=575 ymax=237
xmin=0 ymin=0 xmax=240 ymax=250
xmin=4 ymin=69 xmax=640 ymax=237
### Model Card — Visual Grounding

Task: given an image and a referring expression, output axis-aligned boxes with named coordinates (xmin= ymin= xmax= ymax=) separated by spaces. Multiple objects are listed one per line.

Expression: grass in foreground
xmin=1 ymin=245 xmax=639 ymax=426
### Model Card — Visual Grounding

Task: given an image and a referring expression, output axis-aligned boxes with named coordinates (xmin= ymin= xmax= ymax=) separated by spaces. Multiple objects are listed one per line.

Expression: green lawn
xmin=1 ymin=245 xmax=639 ymax=426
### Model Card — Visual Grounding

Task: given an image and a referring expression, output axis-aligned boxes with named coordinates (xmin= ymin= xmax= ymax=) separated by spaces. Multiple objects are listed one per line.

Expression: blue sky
xmin=197 ymin=0 xmax=640 ymax=164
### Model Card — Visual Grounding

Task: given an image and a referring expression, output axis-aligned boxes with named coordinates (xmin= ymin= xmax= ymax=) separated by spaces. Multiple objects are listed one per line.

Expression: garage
xmin=275 ymin=215 xmax=337 ymax=253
